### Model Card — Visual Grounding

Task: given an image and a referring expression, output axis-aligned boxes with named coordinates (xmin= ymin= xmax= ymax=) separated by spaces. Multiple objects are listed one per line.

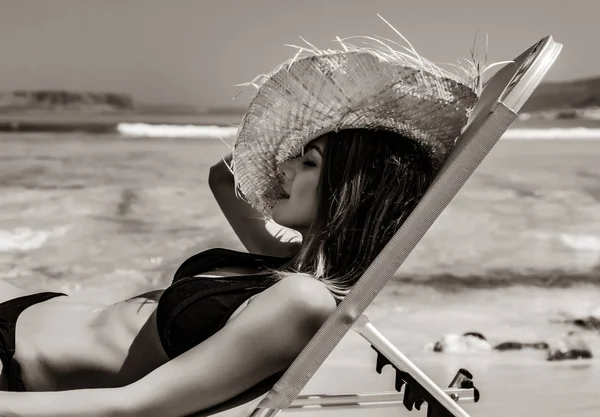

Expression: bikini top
xmin=156 ymin=248 xmax=292 ymax=359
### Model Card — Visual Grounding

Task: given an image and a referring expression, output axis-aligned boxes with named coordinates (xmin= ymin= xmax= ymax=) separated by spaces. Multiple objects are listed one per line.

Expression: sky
xmin=0 ymin=0 xmax=598 ymax=110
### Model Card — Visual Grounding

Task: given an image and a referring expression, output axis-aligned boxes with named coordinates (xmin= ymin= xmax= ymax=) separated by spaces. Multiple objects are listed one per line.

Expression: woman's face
xmin=271 ymin=136 xmax=326 ymax=234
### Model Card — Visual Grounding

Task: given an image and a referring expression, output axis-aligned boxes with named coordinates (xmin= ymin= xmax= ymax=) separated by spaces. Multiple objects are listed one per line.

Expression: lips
xmin=275 ymin=185 xmax=290 ymax=199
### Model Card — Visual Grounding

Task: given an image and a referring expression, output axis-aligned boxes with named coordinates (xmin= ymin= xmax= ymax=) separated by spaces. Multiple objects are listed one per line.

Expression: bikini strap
xmin=172 ymin=248 xmax=292 ymax=283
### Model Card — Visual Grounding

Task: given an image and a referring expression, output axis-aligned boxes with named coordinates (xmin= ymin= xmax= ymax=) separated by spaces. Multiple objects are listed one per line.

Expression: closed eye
xmin=302 ymin=148 xmax=322 ymax=168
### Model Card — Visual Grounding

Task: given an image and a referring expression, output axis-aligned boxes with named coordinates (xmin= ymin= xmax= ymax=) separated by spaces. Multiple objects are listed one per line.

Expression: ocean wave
xmin=115 ymin=123 xmax=600 ymax=141
xmin=116 ymin=123 xmax=238 ymax=140
xmin=0 ymin=226 xmax=70 ymax=252
xmin=560 ymin=233 xmax=600 ymax=252
xmin=393 ymin=267 xmax=600 ymax=291
xmin=503 ymin=128 xmax=600 ymax=140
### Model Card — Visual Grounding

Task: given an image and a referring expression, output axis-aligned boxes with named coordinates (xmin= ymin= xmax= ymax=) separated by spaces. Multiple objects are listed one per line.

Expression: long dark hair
xmin=274 ymin=128 xmax=436 ymax=302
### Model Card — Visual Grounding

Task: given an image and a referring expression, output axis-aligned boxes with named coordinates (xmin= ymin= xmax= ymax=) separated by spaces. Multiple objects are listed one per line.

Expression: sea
xmin=1 ymin=118 xmax=600 ymax=416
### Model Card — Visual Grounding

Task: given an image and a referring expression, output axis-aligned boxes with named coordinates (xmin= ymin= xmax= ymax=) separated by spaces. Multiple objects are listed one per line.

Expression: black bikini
xmin=157 ymin=248 xmax=291 ymax=358
xmin=0 ymin=248 xmax=291 ymax=391
xmin=0 ymin=292 xmax=67 ymax=391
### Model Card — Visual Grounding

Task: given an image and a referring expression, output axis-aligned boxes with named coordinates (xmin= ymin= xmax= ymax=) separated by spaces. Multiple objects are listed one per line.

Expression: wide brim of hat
xmin=233 ymin=50 xmax=478 ymax=217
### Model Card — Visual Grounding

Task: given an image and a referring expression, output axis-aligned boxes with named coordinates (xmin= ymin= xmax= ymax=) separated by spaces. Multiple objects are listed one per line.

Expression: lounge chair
xmin=191 ymin=35 xmax=563 ymax=417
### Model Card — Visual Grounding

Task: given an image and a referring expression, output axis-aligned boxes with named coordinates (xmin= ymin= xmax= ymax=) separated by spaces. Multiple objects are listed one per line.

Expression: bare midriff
xmin=14 ymin=293 xmax=168 ymax=391
xmin=11 ymin=265 xmax=265 ymax=391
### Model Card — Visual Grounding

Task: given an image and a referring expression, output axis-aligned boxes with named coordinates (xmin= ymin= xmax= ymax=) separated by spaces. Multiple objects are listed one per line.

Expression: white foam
xmin=559 ymin=232 xmax=600 ymax=267
xmin=525 ymin=231 xmax=600 ymax=268
xmin=503 ymin=128 xmax=600 ymax=140
xmin=560 ymin=233 xmax=600 ymax=253
xmin=0 ymin=226 xmax=70 ymax=252
xmin=116 ymin=123 xmax=600 ymax=141
xmin=116 ymin=123 xmax=238 ymax=139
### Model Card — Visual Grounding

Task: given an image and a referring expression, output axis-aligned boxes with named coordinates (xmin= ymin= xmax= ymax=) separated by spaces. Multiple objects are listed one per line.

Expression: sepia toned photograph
xmin=0 ymin=1 xmax=599 ymax=416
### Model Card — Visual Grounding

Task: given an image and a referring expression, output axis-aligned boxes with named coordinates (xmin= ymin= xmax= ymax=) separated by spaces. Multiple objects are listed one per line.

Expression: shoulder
xmin=220 ymin=273 xmax=336 ymax=366
xmin=270 ymin=273 xmax=337 ymax=318
xmin=243 ymin=273 xmax=336 ymax=334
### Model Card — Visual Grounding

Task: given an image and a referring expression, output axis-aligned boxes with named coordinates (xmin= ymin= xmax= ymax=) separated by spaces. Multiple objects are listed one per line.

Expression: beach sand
xmin=280 ymin=325 xmax=600 ymax=416
xmin=279 ymin=293 xmax=600 ymax=417
xmin=215 ymin=331 xmax=600 ymax=417
xmin=1 ymin=132 xmax=599 ymax=416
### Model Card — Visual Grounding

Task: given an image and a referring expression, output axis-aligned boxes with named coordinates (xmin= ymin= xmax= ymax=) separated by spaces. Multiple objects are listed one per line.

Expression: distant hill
xmin=0 ymin=89 xmax=207 ymax=116
xmin=0 ymin=90 xmax=136 ymax=113
xmin=520 ymin=76 xmax=600 ymax=117
xmin=2 ymin=76 xmax=599 ymax=119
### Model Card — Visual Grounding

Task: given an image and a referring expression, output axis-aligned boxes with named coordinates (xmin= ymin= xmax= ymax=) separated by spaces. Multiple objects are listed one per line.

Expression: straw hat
xmin=232 ymin=23 xmax=482 ymax=217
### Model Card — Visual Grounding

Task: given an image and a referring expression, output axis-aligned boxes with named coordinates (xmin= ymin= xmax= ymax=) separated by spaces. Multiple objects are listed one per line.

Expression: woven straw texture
xmin=233 ymin=50 xmax=478 ymax=217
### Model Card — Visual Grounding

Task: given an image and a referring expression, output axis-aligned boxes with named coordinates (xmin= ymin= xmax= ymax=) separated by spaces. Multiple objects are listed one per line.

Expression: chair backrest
xmin=253 ymin=35 xmax=563 ymax=413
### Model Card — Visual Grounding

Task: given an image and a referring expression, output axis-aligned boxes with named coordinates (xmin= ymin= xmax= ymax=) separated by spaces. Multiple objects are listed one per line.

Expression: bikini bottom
xmin=0 ymin=292 xmax=66 ymax=391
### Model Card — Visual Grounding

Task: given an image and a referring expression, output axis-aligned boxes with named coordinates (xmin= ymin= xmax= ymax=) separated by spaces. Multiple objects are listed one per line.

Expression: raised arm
xmin=209 ymin=154 xmax=301 ymax=257
xmin=1 ymin=275 xmax=335 ymax=417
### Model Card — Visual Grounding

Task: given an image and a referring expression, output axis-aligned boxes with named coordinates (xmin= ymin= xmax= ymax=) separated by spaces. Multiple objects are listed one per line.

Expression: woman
xmin=0 ymin=34 xmax=480 ymax=416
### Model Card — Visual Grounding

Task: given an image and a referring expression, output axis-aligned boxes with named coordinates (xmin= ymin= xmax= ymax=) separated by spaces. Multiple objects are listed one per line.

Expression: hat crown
xmin=233 ymin=42 xmax=480 ymax=217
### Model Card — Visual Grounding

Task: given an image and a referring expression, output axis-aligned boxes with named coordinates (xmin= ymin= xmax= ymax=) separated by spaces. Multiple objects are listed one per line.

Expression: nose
xmin=277 ymin=159 xmax=296 ymax=182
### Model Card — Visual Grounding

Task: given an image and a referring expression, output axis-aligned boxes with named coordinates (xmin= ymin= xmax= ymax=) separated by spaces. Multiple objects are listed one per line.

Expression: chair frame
xmin=287 ymin=315 xmax=479 ymax=414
